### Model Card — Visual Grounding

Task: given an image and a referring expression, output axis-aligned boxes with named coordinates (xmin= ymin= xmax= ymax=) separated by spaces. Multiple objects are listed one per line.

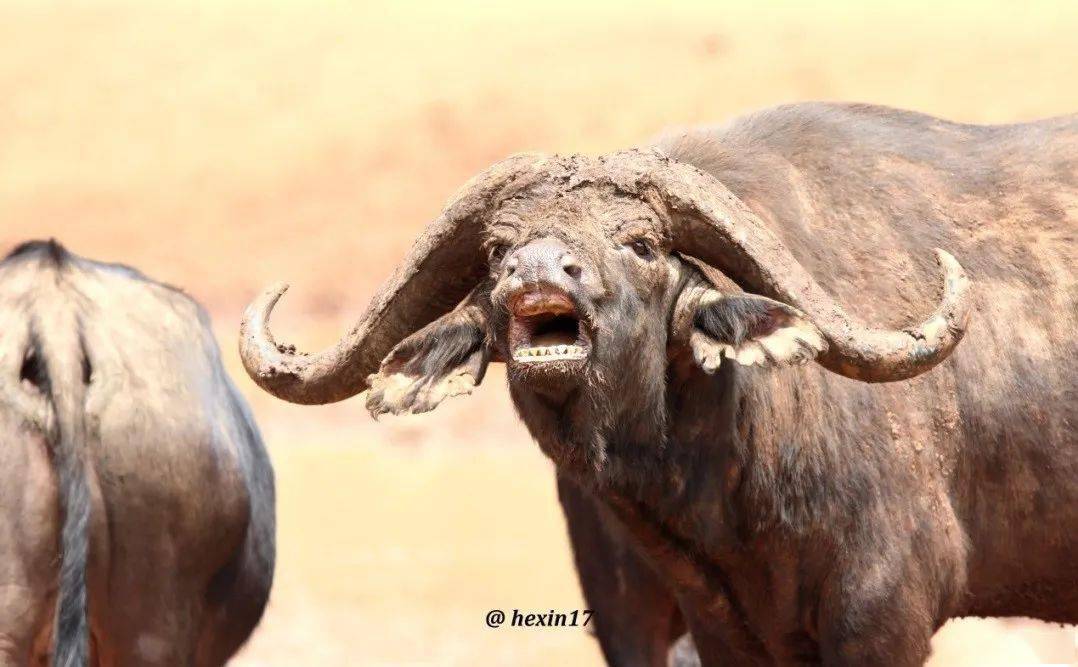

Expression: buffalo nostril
xmin=561 ymin=255 xmax=582 ymax=280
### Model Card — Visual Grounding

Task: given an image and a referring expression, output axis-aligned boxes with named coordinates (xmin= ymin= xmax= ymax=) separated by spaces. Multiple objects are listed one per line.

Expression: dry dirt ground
xmin=1 ymin=1 xmax=1076 ymax=664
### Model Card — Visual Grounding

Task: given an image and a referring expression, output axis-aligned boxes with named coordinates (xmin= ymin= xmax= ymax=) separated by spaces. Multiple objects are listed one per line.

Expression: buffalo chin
xmin=507 ymin=352 xmax=589 ymax=397
xmin=505 ymin=326 xmax=592 ymax=400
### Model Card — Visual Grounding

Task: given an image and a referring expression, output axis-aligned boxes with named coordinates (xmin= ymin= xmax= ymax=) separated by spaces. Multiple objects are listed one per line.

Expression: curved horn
xmin=638 ymin=150 xmax=971 ymax=382
xmin=239 ymin=154 xmax=542 ymax=404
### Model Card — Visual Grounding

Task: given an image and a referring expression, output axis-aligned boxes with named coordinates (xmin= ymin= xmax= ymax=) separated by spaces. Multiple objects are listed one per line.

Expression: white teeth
xmin=512 ymin=344 xmax=588 ymax=363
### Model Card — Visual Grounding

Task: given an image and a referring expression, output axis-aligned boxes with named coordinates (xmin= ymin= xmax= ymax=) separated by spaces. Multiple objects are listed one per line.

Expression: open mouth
xmin=508 ymin=288 xmax=591 ymax=364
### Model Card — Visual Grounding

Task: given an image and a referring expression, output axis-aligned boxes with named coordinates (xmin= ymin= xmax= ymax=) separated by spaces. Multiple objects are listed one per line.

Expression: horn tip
xmin=925 ymin=247 xmax=973 ymax=347
xmin=240 ymin=281 xmax=294 ymax=358
xmin=931 ymin=247 xmax=972 ymax=301
xmin=247 ymin=281 xmax=291 ymax=318
xmin=933 ymin=248 xmax=959 ymax=272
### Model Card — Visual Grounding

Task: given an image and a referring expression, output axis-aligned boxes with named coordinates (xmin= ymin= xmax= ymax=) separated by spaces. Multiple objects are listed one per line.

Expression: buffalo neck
xmin=594 ymin=360 xmax=898 ymax=562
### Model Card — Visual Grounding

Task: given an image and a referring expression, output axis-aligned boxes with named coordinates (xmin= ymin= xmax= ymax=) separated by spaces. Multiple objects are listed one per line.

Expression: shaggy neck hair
xmin=506 ymin=286 xmax=678 ymax=488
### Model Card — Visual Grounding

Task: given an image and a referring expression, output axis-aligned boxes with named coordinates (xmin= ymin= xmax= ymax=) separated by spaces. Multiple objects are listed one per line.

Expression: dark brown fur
xmin=366 ymin=103 xmax=1076 ymax=666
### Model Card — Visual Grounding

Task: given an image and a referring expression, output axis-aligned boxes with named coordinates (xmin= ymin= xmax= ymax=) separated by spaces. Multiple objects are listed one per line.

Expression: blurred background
xmin=2 ymin=0 xmax=1076 ymax=664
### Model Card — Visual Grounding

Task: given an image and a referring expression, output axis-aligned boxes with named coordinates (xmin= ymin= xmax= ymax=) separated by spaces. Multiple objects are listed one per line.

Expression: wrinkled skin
xmin=0 ymin=241 xmax=275 ymax=666
xmin=361 ymin=104 xmax=1078 ymax=666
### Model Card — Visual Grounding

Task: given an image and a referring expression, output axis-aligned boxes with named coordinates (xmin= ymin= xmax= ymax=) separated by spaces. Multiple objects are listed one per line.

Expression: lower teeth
xmin=512 ymin=344 xmax=587 ymax=362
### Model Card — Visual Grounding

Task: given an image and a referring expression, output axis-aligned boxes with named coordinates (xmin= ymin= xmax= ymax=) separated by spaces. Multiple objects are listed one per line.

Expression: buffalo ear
xmin=687 ymin=290 xmax=826 ymax=373
xmin=365 ymin=290 xmax=490 ymax=417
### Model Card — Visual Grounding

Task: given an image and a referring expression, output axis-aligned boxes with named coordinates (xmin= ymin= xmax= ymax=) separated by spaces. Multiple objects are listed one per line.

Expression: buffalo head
xmin=239 ymin=149 xmax=970 ymax=469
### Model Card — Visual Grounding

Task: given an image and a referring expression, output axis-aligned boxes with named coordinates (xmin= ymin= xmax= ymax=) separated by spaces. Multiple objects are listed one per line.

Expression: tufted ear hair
xmin=365 ymin=287 xmax=491 ymax=417
xmin=690 ymin=292 xmax=826 ymax=372
xmin=672 ymin=264 xmax=826 ymax=373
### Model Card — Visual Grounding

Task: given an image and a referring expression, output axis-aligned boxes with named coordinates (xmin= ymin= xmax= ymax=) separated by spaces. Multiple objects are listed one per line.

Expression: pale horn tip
xmin=240 ymin=281 xmax=301 ymax=388
xmin=931 ymin=248 xmax=972 ymax=329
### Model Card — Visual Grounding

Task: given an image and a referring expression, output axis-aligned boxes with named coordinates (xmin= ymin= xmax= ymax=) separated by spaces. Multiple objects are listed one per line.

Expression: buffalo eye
xmin=627 ymin=239 xmax=652 ymax=259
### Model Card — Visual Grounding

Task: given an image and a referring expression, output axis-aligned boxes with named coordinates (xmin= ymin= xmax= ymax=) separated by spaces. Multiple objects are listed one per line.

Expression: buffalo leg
xmin=557 ymin=474 xmax=685 ymax=667
xmin=0 ymin=590 xmax=48 ymax=667
xmin=0 ymin=424 xmax=61 ymax=667
xmin=194 ymin=472 xmax=275 ymax=667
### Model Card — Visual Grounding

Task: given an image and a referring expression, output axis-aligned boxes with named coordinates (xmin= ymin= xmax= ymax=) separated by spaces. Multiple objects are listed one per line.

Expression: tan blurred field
xmin=1 ymin=1 xmax=1076 ymax=664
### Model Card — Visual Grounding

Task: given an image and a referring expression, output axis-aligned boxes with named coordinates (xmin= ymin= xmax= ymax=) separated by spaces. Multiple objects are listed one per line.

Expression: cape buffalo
xmin=240 ymin=102 xmax=1076 ymax=665
xmin=1 ymin=240 xmax=274 ymax=666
